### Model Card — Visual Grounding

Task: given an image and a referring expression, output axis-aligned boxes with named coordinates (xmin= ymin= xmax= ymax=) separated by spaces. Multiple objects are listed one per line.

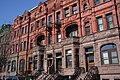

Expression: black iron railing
xmin=84 ymin=66 xmax=99 ymax=80
xmin=70 ymin=67 xmax=85 ymax=80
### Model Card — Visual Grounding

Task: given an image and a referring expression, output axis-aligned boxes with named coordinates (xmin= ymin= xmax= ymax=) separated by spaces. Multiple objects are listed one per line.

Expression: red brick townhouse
xmin=5 ymin=0 xmax=120 ymax=80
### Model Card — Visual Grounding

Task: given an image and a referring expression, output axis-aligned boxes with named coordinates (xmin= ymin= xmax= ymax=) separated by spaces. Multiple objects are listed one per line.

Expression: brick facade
xmin=5 ymin=0 xmax=120 ymax=80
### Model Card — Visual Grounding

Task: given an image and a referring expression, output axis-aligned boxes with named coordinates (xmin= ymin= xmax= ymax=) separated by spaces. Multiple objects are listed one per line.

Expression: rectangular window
xmin=42 ymin=18 xmax=45 ymax=26
xmin=66 ymin=49 xmax=72 ymax=68
xmin=22 ymin=27 xmax=24 ymax=35
xmin=56 ymin=11 xmax=61 ymax=24
xmin=30 ymin=23 xmax=34 ymax=32
xmin=97 ymin=17 xmax=104 ymax=31
xmin=7 ymin=62 xmax=11 ymax=72
xmin=72 ymin=4 xmax=78 ymax=14
xmin=16 ymin=30 xmax=19 ymax=37
xmin=36 ymin=20 xmax=40 ymax=28
xmin=95 ymin=0 xmax=100 ymax=5
xmin=11 ymin=61 xmax=16 ymax=72
xmin=56 ymin=53 xmax=62 ymax=69
xmin=49 ymin=34 xmax=52 ymax=44
xmin=49 ymin=15 xmax=52 ymax=26
xmin=106 ymin=13 xmax=114 ymax=29
xmin=34 ymin=56 xmax=37 ymax=70
xmin=24 ymin=41 xmax=26 ymax=51
xmin=57 ymin=31 xmax=61 ymax=42
xmin=20 ymin=60 xmax=25 ymax=72
xmin=14 ymin=31 xmax=16 ymax=38
xmin=85 ymin=26 xmax=90 ymax=35
xmin=65 ymin=8 xmax=70 ymax=17
xmin=25 ymin=26 xmax=28 ymax=34
xmin=31 ymin=26 xmax=33 ymax=32
xmin=16 ymin=44 xmax=18 ymax=52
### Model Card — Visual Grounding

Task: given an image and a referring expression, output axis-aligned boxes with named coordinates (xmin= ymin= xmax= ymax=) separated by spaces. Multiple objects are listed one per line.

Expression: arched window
xmin=84 ymin=4 xmax=88 ymax=11
xmin=101 ymin=44 xmax=118 ymax=64
xmin=66 ymin=24 xmax=78 ymax=37
xmin=11 ymin=60 xmax=16 ymax=72
xmin=37 ymin=35 xmax=45 ymax=46
xmin=20 ymin=59 xmax=25 ymax=72
xmin=7 ymin=61 xmax=11 ymax=72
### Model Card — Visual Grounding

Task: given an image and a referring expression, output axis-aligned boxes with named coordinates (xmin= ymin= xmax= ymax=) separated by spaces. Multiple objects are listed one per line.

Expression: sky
xmin=0 ymin=0 xmax=46 ymax=27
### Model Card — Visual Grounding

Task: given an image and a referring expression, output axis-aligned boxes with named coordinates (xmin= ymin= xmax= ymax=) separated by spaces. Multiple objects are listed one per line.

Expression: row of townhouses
xmin=0 ymin=0 xmax=120 ymax=80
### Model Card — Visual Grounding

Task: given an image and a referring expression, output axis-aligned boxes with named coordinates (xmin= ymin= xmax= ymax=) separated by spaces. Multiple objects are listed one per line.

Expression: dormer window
xmin=40 ymin=7 xmax=42 ymax=12
xmin=17 ymin=20 xmax=18 ymax=24
xmin=84 ymin=4 xmax=88 ymax=11
xmin=24 ymin=16 xmax=26 ymax=20
xmin=34 ymin=13 xmax=36 ymax=16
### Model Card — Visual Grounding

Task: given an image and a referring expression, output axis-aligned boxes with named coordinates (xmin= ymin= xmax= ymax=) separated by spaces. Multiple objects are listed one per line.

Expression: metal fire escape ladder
xmin=84 ymin=66 xmax=99 ymax=80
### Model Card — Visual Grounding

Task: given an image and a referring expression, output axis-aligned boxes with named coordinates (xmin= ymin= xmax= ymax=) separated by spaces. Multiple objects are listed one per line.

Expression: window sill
xmin=100 ymin=64 xmax=120 ymax=67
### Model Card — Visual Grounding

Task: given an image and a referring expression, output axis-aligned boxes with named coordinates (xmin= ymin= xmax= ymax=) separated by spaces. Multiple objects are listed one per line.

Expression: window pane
xmin=66 ymin=49 xmax=72 ymax=68
xmin=109 ymin=22 xmax=114 ymax=28
xmin=67 ymin=50 xmax=72 ymax=54
xmin=85 ymin=26 xmax=90 ymax=35
xmin=102 ymin=51 xmax=109 ymax=59
xmin=97 ymin=17 xmax=104 ymax=31
xmin=66 ymin=56 xmax=72 ymax=67
xmin=57 ymin=32 xmax=61 ymax=42
xmin=84 ymin=4 xmax=88 ymax=10
xmin=99 ymin=25 xmax=104 ymax=31
xmin=103 ymin=60 xmax=109 ymax=64
xmin=65 ymin=8 xmax=69 ymax=17
xmin=95 ymin=0 xmax=100 ymax=5
xmin=101 ymin=44 xmax=116 ymax=51
xmin=42 ymin=18 xmax=45 ymax=26
xmin=89 ymin=55 xmax=94 ymax=62
xmin=106 ymin=13 xmax=114 ymax=29
xmin=72 ymin=4 xmax=77 ymax=14
xmin=112 ymin=58 xmax=118 ymax=64
xmin=111 ymin=51 xmax=117 ymax=57
xmin=111 ymin=51 xmax=118 ymax=64
xmin=98 ymin=18 xmax=102 ymax=24
xmin=102 ymin=51 xmax=109 ymax=64
xmin=85 ymin=47 xmax=93 ymax=52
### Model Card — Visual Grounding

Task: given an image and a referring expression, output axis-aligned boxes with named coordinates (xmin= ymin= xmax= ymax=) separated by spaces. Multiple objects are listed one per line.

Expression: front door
xmin=56 ymin=58 xmax=62 ymax=70
xmin=86 ymin=53 xmax=94 ymax=71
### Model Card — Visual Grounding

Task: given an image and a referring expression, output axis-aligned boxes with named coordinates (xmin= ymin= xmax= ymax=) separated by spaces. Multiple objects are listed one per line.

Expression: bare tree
xmin=0 ymin=24 xmax=11 ymax=72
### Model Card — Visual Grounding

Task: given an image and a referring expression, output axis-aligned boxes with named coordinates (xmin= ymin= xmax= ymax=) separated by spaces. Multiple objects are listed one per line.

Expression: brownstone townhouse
xmin=5 ymin=0 xmax=120 ymax=80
